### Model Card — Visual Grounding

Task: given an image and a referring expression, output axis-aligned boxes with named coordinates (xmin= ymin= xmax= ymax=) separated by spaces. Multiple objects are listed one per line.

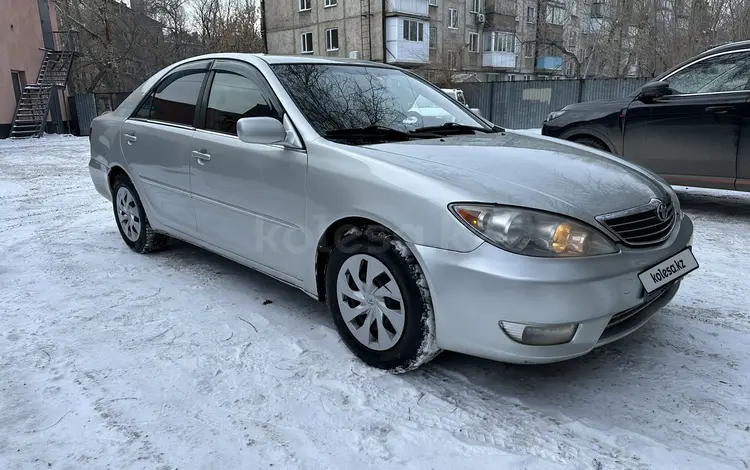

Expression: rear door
xmin=622 ymin=49 xmax=750 ymax=190
xmin=120 ymin=59 xmax=212 ymax=237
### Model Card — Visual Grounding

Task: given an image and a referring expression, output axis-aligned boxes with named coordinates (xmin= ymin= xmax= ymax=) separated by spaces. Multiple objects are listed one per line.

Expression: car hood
xmin=562 ymin=96 xmax=632 ymax=112
xmin=365 ymin=131 xmax=668 ymax=222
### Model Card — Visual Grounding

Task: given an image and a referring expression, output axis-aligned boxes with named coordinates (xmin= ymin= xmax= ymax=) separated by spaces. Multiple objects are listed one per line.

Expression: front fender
xmin=559 ymin=126 xmax=621 ymax=155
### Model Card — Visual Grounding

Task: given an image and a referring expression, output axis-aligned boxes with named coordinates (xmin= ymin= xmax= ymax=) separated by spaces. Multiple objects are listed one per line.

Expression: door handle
xmin=191 ymin=150 xmax=211 ymax=165
xmin=124 ymin=133 xmax=137 ymax=144
xmin=705 ymin=105 xmax=735 ymax=114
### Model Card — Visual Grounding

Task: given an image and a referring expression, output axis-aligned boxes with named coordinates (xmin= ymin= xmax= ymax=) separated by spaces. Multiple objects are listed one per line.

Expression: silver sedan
xmin=88 ymin=54 xmax=698 ymax=372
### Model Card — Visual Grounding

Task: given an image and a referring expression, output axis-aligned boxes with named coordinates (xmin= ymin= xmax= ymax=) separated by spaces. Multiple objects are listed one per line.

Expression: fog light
xmin=499 ymin=321 xmax=579 ymax=346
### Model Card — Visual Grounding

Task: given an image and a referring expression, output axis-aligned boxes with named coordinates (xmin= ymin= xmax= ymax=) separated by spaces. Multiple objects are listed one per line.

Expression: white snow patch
xmin=1 ymin=136 xmax=749 ymax=470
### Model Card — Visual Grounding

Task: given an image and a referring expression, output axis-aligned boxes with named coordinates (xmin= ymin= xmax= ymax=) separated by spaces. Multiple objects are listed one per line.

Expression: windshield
xmin=270 ymin=64 xmax=488 ymax=137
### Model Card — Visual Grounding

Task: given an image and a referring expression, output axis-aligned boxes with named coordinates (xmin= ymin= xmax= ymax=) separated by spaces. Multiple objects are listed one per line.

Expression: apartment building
xmin=263 ymin=0 xmax=592 ymax=83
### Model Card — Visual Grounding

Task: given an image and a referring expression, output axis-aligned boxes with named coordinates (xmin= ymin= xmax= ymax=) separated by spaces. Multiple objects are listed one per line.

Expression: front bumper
xmin=409 ymin=215 xmax=694 ymax=364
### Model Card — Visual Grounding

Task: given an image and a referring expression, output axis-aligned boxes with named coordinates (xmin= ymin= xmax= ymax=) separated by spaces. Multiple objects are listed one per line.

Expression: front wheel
xmin=325 ymin=227 xmax=440 ymax=372
xmin=572 ymin=135 xmax=610 ymax=153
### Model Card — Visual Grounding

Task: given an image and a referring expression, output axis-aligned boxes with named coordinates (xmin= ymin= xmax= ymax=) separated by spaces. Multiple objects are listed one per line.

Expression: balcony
xmin=385 ymin=17 xmax=429 ymax=65
xmin=482 ymin=51 xmax=517 ymax=68
xmin=536 ymin=56 xmax=563 ymax=71
xmin=485 ymin=0 xmax=518 ymax=29
xmin=385 ymin=0 xmax=429 ymax=18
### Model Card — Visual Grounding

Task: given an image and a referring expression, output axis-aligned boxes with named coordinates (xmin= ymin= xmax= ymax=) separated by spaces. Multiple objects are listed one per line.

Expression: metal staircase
xmin=10 ymin=32 xmax=78 ymax=139
xmin=360 ymin=0 xmax=372 ymax=60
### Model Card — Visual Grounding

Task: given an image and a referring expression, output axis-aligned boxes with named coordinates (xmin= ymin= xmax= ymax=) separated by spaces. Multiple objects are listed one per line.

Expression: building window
xmin=565 ymin=61 xmax=575 ymax=77
xmin=325 ymin=28 xmax=339 ymax=50
xmin=526 ymin=6 xmax=536 ymax=23
xmin=507 ymin=74 xmax=516 ymax=81
xmin=524 ymin=42 xmax=534 ymax=58
xmin=484 ymin=31 xmax=516 ymax=53
xmin=299 ymin=0 xmax=311 ymax=11
xmin=545 ymin=2 xmax=565 ymax=25
xmin=324 ymin=0 xmax=337 ymax=6
xmin=301 ymin=32 xmax=313 ymax=53
xmin=567 ymin=30 xmax=577 ymax=49
xmin=591 ymin=0 xmax=606 ymax=18
xmin=447 ymin=50 xmax=457 ymax=70
xmin=403 ymin=20 xmax=424 ymax=42
xmin=470 ymin=0 xmax=482 ymax=13
xmin=429 ymin=26 xmax=437 ymax=48
xmin=523 ymin=74 xmax=531 ymax=81
xmin=448 ymin=8 xmax=458 ymax=29
xmin=468 ymin=32 xmax=479 ymax=52
xmin=428 ymin=0 xmax=438 ymax=5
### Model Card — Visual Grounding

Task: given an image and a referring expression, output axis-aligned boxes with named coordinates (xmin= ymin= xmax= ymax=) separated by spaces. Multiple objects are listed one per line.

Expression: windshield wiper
xmin=324 ymin=125 xmax=441 ymax=142
xmin=409 ymin=122 xmax=494 ymax=135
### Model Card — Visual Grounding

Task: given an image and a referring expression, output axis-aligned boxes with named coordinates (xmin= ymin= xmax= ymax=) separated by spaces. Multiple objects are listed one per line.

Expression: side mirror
xmin=469 ymin=107 xmax=482 ymax=116
xmin=236 ymin=117 xmax=287 ymax=145
xmin=638 ymin=81 xmax=671 ymax=102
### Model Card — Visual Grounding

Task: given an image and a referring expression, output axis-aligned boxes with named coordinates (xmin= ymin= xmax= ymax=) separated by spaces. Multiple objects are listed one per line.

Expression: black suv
xmin=542 ymin=40 xmax=750 ymax=192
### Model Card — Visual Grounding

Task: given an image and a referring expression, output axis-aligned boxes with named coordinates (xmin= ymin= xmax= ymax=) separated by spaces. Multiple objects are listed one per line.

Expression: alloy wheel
xmin=116 ymin=186 xmax=141 ymax=242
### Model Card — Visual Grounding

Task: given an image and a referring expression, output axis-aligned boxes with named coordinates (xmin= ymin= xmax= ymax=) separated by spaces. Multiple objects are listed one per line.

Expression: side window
xmin=134 ymin=93 xmax=153 ymax=119
xmin=667 ymin=51 xmax=750 ymax=94
xmin=149 ymin=65 xmax=208 ymax=126
xmin=205 ymin=69 xmax=280 ymax=135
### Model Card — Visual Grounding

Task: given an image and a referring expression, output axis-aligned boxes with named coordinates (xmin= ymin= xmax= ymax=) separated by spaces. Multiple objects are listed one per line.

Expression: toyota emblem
xmin=656 ymin=202 xmax=669 ymax=221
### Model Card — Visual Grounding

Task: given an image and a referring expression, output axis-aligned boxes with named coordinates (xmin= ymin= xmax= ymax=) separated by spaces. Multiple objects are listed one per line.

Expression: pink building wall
xmin=0 ymin=0 xmax=61 ymax=136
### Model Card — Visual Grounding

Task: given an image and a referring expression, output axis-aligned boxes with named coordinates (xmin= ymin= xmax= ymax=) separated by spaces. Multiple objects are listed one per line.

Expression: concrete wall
xmin=265 ymin=0 xmax=385 ymax=62
xmin=0 ymin=0 xmax=59 ymax=136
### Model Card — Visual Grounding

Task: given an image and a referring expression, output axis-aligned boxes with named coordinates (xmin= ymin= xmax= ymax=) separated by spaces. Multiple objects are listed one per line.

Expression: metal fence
xmin=70 ymin=92 xmax=131 ymax=135
xmin=461 ymin=77 xmax=651 ymax=129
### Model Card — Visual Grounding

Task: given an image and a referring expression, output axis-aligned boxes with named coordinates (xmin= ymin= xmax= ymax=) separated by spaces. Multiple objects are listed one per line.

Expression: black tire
xmin=111 ymin=174 xmax=170 ymax=254
xmin=325 ymin=226 xmax=440 ymax=373
xmin=572 ymin=135 xmax=610 ymax=152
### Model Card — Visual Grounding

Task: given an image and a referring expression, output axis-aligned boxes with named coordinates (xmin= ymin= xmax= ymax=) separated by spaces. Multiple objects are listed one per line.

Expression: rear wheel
xmin=111 ymin=175 xmax=170 ymax=254
xmin=572 ymin=135 xmax=610 ymax=153
xmin=326 ymin=227 xmax=440 ymax=372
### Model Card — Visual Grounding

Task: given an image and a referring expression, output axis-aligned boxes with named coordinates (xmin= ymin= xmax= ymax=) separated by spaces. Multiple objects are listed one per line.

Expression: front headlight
xmin=449 ymin=204 xmax=619 ymax=257
xmin=545 ymin=110 xmax=567 ymax=122
xmin=667 ymin=188 xmax=683 ymax=220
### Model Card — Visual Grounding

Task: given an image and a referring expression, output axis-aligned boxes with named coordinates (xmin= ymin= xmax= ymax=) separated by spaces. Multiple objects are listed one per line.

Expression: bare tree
xmin=417 ymin=37 xmax=473 ymax=88
xmin=188 ymin=0 xmax=263 ymax=54
xmin=54 ymin=0 xmax=166 ymax=92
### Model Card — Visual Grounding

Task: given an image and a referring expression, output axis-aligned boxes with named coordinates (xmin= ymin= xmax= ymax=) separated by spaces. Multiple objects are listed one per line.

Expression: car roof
xmin=652 ymin=39 xmax=750 ymax=82
xmin=700 ymin=39 xmax=750 ymax=57
xmin=183 ymin=52 xmax=400 ymax=69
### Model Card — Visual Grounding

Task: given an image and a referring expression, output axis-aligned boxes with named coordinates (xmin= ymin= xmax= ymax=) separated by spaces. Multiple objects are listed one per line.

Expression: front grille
xmin=605 ymin=286 xmax=670 ymax=330
xmin=598 ymin=198 xmax=676 ymax=247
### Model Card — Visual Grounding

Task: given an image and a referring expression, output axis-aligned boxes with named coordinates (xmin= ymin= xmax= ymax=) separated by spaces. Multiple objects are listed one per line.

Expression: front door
xmin=120 ymin=60 xmax=212 ymax=238
xmin=737 ymin=94 xmax=750 ymax=191
xmin=622 ymin=49 xmax=750 ymax=190
xmin=190 ymin=60 xmax=308 ymax=279
xmin=11 ymin=71 xmax=23 ymax=106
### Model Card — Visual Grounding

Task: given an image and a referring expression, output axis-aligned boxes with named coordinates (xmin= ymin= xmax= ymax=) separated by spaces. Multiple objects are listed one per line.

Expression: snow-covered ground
xmin=1 ymin=135 xmax=749 ymax=470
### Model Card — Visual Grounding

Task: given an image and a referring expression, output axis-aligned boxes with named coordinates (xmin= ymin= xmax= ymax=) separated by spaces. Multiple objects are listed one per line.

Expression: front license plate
xmin=638 ymin=247 xmax=699 ymax=294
